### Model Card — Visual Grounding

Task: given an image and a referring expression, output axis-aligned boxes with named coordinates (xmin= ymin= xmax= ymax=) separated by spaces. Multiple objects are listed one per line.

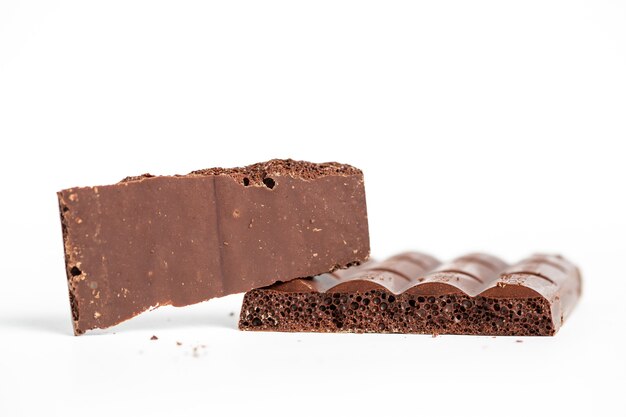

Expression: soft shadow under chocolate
xmin=0 ymin=308 xmax=239 ymax=336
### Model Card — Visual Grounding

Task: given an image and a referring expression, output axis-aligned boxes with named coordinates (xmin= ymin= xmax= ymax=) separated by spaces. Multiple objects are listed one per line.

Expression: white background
xmin=1 ymin=1 xmax=625 ymax=416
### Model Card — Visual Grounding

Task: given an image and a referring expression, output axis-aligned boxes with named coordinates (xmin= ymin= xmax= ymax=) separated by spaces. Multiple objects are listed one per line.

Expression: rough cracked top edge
xmin=115 ymin=159 xmax=362 ymax=188
xmin=56 ymin=159 xmax=362 ymax=193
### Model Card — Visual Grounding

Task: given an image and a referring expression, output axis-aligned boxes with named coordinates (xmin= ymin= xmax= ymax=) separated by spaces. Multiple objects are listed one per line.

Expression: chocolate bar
xmin=239 ymin=252 xmax=581 ymax=335
xmin=58 ymin=159 xmax=370 ymax=334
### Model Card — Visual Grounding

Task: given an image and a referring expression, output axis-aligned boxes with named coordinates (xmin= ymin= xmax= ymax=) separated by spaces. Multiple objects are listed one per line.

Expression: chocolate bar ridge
xmin=58 ymin=159 xmax=370 ymax=335
xmin=239 ymin=252 xmax=581 ymax=336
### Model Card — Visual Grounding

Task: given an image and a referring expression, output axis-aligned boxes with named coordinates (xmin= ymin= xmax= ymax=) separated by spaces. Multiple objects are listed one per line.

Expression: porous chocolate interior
xmin=239 ymin=252 xmax=581 ymax=336
xmin=240 ymin=289 xmax=555 ymax=336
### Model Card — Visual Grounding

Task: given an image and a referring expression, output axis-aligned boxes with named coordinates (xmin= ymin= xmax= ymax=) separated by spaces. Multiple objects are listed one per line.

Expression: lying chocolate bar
xmin=58 ymin=159 xmax=370 ymax=334
xmin=239 ymin=252 xmax=581 ymax=336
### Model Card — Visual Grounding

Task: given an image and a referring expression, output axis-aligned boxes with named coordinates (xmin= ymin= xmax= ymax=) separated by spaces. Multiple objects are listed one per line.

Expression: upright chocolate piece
xmin=58 ymin=159 xmax=370 ymax=334
xmin=239 ymin=252 xmax=581 ymax=336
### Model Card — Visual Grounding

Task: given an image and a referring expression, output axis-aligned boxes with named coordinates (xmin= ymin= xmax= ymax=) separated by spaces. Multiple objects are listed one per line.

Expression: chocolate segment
xmin=58 ymin=159 xmax=370 ymax=335
xmin=239 ymin=252 xmax=581 ymax=336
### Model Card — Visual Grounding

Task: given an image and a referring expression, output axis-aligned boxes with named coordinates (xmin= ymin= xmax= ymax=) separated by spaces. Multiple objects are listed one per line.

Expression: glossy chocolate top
xmin=268 ymin=252 xmax=582 ymax=330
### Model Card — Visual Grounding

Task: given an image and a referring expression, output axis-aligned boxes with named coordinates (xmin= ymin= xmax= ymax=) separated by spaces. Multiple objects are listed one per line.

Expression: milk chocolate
xmin=239 ymin=252 xmax=581 ymax=335
xmin=58 ymin=159 xmax=370 ymax=334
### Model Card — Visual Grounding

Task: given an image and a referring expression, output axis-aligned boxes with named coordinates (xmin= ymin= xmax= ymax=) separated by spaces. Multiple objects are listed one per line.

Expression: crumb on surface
xmin=516 ymin=339 xmax=523 ymax=343
xmin=192 ymin=344 xmax=207 ymax=358
xmin=150 ymin=335 xmax=158 ymax=340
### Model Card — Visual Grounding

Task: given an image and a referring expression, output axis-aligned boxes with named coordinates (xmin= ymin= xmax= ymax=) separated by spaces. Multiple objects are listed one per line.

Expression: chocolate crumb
xmin=229 ymin=312 xmax=235 ymax=317
xmin=516 ymin=339 xmax=523 ymax=343
xmin=150 ymin=335 xmax=158 ymax=340
xmin=176 ymin=341 xmax=182 ymax=346
xmin=192 ymin=344 xmax=207 ymax=358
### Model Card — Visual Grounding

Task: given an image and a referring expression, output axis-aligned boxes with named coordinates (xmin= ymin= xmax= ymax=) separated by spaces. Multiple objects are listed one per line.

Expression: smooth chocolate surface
xmin=58 ymin=159 xmax=370 ymax=334
xmin=239 ymin=252 xmax=581 ymax=335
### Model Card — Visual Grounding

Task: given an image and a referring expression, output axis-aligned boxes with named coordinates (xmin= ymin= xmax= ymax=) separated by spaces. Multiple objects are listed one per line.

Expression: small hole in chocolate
xmin=243 ymin=177 xmax=250 ymax=186
xmin=70 ymin=266 xmax=82 ymax=277
xmin=263 ymin=177 xmax=275 ymax=189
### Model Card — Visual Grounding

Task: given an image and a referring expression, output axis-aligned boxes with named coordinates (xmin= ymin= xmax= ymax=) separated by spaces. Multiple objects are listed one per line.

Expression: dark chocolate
xmin=239 ymin=252 xmax=581 ymax=336
xmin=58 ymin=159 xmax=370 ymax=334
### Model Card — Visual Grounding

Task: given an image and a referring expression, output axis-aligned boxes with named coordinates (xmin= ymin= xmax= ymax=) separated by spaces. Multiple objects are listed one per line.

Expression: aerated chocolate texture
xmin=239 ymin=252 xmax=581 ymax=336
xmin=58 ymin=159 xmax=370 ymax=335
